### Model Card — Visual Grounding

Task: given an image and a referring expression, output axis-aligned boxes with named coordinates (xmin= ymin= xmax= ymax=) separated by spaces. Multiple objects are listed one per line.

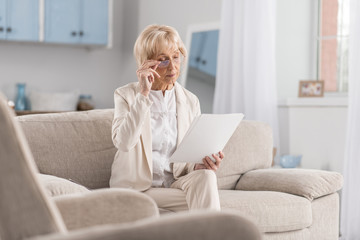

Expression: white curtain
xmin=340 ymin=0 xmax=360 ymax=239
xmin=213 ymin=0 xmax=279 ymax=152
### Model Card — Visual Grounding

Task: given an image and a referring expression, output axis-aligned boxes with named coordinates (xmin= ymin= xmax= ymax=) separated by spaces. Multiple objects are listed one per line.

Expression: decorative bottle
xmin=15 ymin=83 xmax=27 ymax=111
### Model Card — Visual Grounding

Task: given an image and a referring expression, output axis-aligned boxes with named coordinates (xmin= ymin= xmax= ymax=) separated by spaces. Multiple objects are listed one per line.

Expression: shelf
xmin=278 ymin=97 xmax=348 ymax=108
xmin=15 ymin=110 xmax=65 ymax=116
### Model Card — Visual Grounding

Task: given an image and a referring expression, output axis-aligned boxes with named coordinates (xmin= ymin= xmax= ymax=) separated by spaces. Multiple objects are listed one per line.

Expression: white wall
xmin=0 ymin=0 xmax=140 ymax=109
xmin=137 ymin=0 xmax=316 ymax=102
xmin=0 ymin=0 xmax=315 ymax=108
xmin=276 ymin=0 xmax=318 ymax=157
xmin=138 ymin=0 xmax=223 ymax=46
xmin=276 ymin=0 xmax=317 ymax=101
xmin=2 ymin=0 xmax=345 ymax=171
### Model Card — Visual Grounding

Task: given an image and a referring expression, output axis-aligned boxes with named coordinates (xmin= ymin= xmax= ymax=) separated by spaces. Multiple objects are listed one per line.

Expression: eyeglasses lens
xmin=158 ymin=60 xmax=170 ymax=68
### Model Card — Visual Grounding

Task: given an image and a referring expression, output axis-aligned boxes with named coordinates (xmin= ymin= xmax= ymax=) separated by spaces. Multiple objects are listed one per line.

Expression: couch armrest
xmin=54 ymin=188 xmax=159 ymax=230
xmin=28 ymin=211 xmax=262 ymax=240
xmin=236 ymin=168 xmax=343 ymax=201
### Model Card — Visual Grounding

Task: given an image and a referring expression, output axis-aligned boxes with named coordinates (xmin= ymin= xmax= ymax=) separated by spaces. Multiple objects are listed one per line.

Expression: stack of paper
xmin=170 ymin=113 xmax=244 ymax=163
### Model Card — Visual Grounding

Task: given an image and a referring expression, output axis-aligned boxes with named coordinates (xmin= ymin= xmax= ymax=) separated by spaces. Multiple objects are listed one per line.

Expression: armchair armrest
xmin=28 ymin=211 xmax=262 ymax=240
xmin=236 ymin=168 xmax=343 ymax=201
xmin=54 ymin=188 xmax=159 ymax=230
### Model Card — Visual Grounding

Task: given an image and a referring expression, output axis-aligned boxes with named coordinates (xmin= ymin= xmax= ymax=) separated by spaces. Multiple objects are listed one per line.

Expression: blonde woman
xmin=110 ymin=24 xmax=224 ymax=212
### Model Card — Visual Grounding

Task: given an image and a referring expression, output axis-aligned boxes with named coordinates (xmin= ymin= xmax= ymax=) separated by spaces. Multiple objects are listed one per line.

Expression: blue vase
xmin=15 ymin=83 xmax=27 ymax=111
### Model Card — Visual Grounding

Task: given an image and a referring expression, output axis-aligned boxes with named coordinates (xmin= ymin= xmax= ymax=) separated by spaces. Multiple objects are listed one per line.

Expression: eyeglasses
xmin=157 ymin=57 xmax=181 ymax=68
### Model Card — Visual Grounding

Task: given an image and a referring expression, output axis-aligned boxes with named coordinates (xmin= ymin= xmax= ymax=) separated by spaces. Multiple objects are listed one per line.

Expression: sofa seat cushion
xmin=219 ymin=190 xmax=312 ymax=233
xmin=38 ymin=174 xmax=90 ymax=197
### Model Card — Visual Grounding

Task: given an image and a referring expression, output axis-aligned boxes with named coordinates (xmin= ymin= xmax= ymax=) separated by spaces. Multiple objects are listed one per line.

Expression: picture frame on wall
xmin=298 ymin=80 xmax=324 ymax=97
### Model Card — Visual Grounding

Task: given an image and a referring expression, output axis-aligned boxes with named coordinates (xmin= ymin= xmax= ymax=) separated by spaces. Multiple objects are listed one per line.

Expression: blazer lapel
xmin=136 ymin=83 xmax=153 ymax=173
xmin=175 ymin=83 xmax=189 ymax=147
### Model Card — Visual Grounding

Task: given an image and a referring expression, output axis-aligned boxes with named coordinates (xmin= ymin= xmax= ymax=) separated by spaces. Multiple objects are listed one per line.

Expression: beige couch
xmin=0 ymin=94 xmax=261 ymax=240
xmin=16 ymin=109 xmax=343 ymax=240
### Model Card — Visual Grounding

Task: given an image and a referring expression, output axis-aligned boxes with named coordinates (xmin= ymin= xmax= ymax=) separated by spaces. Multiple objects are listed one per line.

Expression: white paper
xmin=170 ymin=113 xmax=244 ymax=163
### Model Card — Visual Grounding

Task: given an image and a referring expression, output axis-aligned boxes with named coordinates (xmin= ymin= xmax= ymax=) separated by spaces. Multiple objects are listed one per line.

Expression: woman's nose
xmin=168 ymin=59 xmax=176 ymax=69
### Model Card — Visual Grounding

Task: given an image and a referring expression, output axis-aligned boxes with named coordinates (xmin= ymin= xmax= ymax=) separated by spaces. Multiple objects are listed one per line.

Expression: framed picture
xmin=298 ymin=80 xmax=324 ymax=97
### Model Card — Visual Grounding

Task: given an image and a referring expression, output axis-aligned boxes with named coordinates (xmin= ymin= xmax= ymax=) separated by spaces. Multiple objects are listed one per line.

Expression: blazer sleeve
xmin=184 ymin=97 xmax=201 ymax=174
xmin=112 ymin=90 xmax=152 ymax=152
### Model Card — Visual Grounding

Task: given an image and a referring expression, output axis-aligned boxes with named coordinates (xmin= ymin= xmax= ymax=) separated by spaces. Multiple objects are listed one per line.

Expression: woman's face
xmin=153 ymin=48 xmax=181 ymax=87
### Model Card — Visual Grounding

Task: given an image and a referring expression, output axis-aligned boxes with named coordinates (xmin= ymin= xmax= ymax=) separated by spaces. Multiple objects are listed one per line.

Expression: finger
xmin=148 ymin=73 xmax=155 ymax=82
xmin=212 ymin=154 xmax=222 ymax=167
xmin=140 ymin=60 xmax=161 ymax=70
xmin=206 ymin=156 xmax=217 ymax=170
xmin=195 ymin=164 xmax=206 ymax=170
xmin=202 ymin=158 xmax=211 ymax=169
xmin=151 ymin=62 xmax=160 ymax=71
xmin=140 ymin=72 xmax=153 ymax=84
xmin=149 ymin=68 xmax=161 ymax=78
xmin=138 ymin=69 xmax=160 ymax=80
xmin=219 ymin=151 xmax=225 ymax=159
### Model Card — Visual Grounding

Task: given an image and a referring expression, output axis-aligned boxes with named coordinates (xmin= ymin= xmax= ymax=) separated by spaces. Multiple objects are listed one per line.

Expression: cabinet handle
xmin=71 ymin=31 xmax=77 ymax=36
xmin=6 ymin=27 xmax=11 ymax=33
xmin=0 ymin=27 xmax=3 ymax=32
xmin=79 ymin=31 xmax=84 ymax=37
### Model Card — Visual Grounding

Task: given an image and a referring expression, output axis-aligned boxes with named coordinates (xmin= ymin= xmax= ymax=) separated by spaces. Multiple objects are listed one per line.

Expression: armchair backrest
xmin=0 ymin=93 xmax=67 ymax=240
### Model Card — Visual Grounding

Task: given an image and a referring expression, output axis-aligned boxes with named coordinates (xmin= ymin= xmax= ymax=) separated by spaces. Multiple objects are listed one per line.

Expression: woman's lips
xmin=166 ymin=74 xmax=176 ymax=78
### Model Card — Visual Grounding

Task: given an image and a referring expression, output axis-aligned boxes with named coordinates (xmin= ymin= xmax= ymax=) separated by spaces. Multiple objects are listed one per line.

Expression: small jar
xmin=77 ymin=94 xmax=95 ymax=111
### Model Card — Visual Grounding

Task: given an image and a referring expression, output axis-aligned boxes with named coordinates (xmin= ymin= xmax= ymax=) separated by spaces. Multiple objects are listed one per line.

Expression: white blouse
xmin=148 ymin=88 xmax=177 ymax=188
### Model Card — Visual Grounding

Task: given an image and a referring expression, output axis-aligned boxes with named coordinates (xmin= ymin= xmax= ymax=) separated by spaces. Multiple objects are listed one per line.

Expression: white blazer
xmin=110 ymin=82 xmax=201 ymax=191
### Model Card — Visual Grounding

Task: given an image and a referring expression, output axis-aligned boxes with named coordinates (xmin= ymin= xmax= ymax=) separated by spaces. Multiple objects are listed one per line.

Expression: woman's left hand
xmin=194 ymin=151 xmax=224 ymax=172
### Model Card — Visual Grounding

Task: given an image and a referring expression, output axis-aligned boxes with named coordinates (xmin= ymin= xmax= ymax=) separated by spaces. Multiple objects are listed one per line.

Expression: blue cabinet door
xmin=189 ymin=32 xmax=205 ymax=69
xmin=7 ymin=0 xmax=39 ymax=41
xmin=45 ymin=0 xmax=108 ymax=45
xmin=45 ymin=0 xmax=81 ymax=44
xmin=0 ymin=0 xmax=6 ymax=39
xmin=189 ymin=30 xmax=219 ymax=77
xmin=81 ymin=0 xmax=108 ymax=45
xmin=197 ymin=30 xmax=219 ymax=77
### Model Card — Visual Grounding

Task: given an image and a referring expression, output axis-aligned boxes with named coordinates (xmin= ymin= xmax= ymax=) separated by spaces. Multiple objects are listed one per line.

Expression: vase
xmin=15 ymin=83 xmax=27 ymax=111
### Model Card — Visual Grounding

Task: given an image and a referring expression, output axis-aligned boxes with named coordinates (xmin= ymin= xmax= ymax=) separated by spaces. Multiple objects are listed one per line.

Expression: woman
xmin=110 ymin=24 xmax=224 ymax=211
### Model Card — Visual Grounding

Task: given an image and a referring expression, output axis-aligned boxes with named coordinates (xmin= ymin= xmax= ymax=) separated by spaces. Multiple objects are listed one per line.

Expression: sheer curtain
xmin=340 ymin=0 xmax=360 ymax=239
xmin=213 ymin=0 xmax=279 ymax=152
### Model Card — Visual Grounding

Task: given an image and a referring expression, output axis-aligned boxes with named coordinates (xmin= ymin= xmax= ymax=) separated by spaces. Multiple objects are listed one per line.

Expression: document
xmin=170 ymin=113 xmax=244 ymax=164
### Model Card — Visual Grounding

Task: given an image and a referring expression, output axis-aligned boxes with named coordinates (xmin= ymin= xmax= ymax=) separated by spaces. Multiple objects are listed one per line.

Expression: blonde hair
xmin=134 ymin=24 xmax=187 ymax=67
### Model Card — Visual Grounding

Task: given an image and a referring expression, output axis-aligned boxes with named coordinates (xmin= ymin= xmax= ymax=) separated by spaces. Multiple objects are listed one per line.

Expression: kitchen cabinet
xmin=189 ymin=30 xmax=219 ymax=77
xmin=0 ymin=0 xmax=39 ymax=41
xmin=45 ymin=0 xmax=109 ymax=45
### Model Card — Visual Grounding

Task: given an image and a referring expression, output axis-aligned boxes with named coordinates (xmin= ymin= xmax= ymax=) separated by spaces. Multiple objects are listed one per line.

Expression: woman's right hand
xmin=136 ymin=60 xmax=161 ymax=97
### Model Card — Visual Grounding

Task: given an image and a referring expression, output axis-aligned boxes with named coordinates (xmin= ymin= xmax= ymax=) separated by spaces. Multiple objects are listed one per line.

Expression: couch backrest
xmin=17 ymin=109 xmax=273 ymax=190
xmin=17 ymin=109 xmax=116 ymax=190
xmin=217 ymin=120 xmax=273 ymax=189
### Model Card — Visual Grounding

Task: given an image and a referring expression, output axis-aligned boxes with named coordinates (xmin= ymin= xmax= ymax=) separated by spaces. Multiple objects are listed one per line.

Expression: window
xmin=317 ymin=0 xmax=349 ymax=93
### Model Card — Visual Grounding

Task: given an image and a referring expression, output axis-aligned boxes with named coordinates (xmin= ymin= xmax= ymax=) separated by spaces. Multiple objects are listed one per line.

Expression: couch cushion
xmin=216 ymin=120 xmax=273 ymax=190
xmin=38 ymin=174 xmax=90 ymax=197
xmin=236 ymin=168 xmax=343 ymax=201
xmin=16 ymin=109 xmax=116 ymax=189
xmin=219 ymin=190 xmax=312 ymax=233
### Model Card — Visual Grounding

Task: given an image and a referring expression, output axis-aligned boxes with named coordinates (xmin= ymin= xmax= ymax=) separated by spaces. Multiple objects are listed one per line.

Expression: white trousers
xmin=145 ymin=170 xmax=221 ymax=212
